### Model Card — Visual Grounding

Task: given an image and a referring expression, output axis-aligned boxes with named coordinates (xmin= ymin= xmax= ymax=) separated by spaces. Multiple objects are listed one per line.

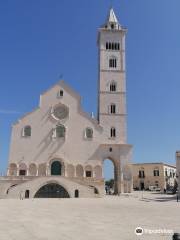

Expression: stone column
xmin=36 ymin=168 xmax=39 ymax=176
xmin=83 ymin=168 xmax=86 ymax=178
xmin=120 ymin=170 xmax=124 ymax=193
xmin=26 ymin=168 xmax=29 ymax=176
xmin=17 ymin=166 xmax=20 ymax=176
xmin=74 ymin=167 xmax=77 ymax=178
xmin=114 ymin=160 xmax=121 ymax=195
xmin=46 ymin=164 xmax=50 ymax=176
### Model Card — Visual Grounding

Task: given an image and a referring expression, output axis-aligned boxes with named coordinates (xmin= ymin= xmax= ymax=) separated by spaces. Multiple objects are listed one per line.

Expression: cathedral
xmin=0 ymin=8 xmax=133 ymax=198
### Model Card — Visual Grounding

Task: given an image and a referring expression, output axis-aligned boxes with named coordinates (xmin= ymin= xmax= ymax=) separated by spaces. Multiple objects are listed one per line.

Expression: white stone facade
xmin=0 ymin=8 xmax=133 ymax=199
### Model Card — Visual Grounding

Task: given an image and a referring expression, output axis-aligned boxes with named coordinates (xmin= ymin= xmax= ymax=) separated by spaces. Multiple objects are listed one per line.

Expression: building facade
xmin=176 ymin=152 xmax=180 ymax=197
xmin=132 ymin=163 xmax=176 ymax=192
xmin=0 ymin=8 xmax=133 ymax=199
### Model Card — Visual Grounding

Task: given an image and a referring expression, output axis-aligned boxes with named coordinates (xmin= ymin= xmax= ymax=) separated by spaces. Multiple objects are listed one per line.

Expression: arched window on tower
xmin=52 ymin=125 xmax=66 ymax=139
xmin=110 ymin=127 xmax=116 ymax=138
xmin=85 ymin=127 xmax=93 ymax=139
xmin=110 ymin=104 xmax=116 ymax=114
xmin=22 ymin=126 xmax=31 ymax=137
xmin=110 ymin=81 xmax=117 ymax=92
xmin=106 ymin=42 xmax=109 ymax=50
xmin=109 ymin=57 xmax=117 ymax=68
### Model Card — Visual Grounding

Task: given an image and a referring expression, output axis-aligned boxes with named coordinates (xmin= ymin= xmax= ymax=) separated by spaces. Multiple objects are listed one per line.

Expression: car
xmin=149 ymin=186 xmax=161 ymax=191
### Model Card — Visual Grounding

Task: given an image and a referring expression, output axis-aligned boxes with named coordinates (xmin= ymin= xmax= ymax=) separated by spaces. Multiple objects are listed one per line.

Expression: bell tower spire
xmin=97 ymin=8 xmax=128 ymax=144
xmin=105 ymin=8 xmax=121 ymax=29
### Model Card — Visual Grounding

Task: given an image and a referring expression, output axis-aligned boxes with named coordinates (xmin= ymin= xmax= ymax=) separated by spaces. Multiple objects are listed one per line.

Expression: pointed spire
xmin=107 ymin=8 xmax=119 ymax=24
xmin=102 ymin=8 xmax=121 ymax=30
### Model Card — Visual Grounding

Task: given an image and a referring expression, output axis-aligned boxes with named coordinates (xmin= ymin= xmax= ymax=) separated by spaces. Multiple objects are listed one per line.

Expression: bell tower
xmin=98 ymin=8 xmax=127 ymax=144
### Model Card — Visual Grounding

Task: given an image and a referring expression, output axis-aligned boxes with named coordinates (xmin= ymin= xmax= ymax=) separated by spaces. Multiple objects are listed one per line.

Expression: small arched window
xmin=59 ymin=90 xmax=63 ymax=97
xmin=110 ymin=104 xmax=116 ymax=114
xmin=109 ymin=57 xmax=117 ymax=68
xmin=110 ymin=127 xmax=116 ymax=138
xmin=106 ymin=42 xmax=108 ymax=50
xmin=23 ymin=126 xmax=31 ymax=137
xmin=110 ymin=81 xmax=117 ymax=92
xmin=85 ymin=128 xmax=93 ymax=139
xmin=53 ymin=125 xmax=65 ymax=138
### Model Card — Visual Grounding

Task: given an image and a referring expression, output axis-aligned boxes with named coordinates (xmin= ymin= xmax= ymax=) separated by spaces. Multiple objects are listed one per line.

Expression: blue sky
xmin=0 ymin=0 xmax=180 ymax=178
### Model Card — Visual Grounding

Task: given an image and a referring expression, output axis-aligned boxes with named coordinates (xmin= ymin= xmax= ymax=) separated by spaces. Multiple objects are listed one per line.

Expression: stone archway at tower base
xmin=95 ymin=144 xmax=133 ymax=195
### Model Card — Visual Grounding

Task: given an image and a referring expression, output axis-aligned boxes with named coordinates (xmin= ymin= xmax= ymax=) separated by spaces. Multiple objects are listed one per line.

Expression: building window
xmin=106 ymin=42 xmax=120 ymax=50
xmin=117 ymin=43 xmax=120 ymax=50
xmin=139 ymin=170 xmax=145 ymax=178
xmin=59 ymin=90 xmax=63 ymax=97
xmin=86 ymin=171 xmax=92 ymax=177
xmin=22 ymin=126 xmax=31 ymax=137
xmin=115 ymin=43 xmax=120 ymax=50
xmin=85 ymin=128 xmax=93 ymax=139
xmin=154 ymin=169 xmax=159 ymax=176
xmin=109 ymin=58 xmax=117 ymax=68
xmin=53 ymin=125 xmax=65 ymax=138
xmin=165 ymin=168 xmax=168 ymax=177
xmin=110 ymin=127 xmax=116 ymax=138
xmin=110 ymin=104 xmax=116 ymax=114
xmin=110 ymin=81 xmax=116 ymax=92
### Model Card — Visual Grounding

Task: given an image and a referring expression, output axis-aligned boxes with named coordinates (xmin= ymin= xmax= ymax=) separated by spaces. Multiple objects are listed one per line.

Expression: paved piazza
xmin=0 ymin=192 xmax=179 ymax=240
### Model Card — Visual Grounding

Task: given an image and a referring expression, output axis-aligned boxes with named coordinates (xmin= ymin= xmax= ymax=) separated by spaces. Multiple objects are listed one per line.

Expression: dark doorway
xmin=86 ymin=171 xmax=92 ymax=177
xmin=140 ymin=182 xmax=144 ymax=190
xmin=74 ymin=189 xmax=79 ymax=198
xmin=19 ymin=170 xmax=26 ymax=176
xmin=34 ymin=183 xmax=70 ymax=198
xmin=51 ymin=161 xmax=62 ymax=175
xmin=25 ymin=190 xmax=30 ymax=199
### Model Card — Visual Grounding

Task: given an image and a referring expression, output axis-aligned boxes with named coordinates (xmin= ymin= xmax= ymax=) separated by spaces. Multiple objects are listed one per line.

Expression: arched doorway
xmin=25 ymin=190 xmax=30 ymax=199
xmin=34 ymin=183 xmax=70 ymax=198
xmin=74 ymin=189 xmax=79 ymax=198
xmin=51 ymin=161 xmax=62 ymax=175
xmin=103 ymin=159 xmax=116 ymax=195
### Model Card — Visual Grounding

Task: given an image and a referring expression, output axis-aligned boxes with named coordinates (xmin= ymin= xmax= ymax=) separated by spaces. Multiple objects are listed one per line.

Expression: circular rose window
xmin=51 ymin=105 xmax=68 ymax=120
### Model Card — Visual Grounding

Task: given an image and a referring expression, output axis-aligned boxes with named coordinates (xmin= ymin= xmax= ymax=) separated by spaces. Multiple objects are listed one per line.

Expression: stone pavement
xmin=0 ymin=192 xmax=179 ymax=240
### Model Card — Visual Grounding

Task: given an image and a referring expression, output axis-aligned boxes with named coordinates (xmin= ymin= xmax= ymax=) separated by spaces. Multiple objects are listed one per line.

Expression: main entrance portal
xmin=34 ymin=183 xmax=70 ymax=198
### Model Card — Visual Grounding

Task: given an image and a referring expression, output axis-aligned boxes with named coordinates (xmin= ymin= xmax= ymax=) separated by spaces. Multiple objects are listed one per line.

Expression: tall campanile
xmin=98 ymin=8 xmax=127 ymax=144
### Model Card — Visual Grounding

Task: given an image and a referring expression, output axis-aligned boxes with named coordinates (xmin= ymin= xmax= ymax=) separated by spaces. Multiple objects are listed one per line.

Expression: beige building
xmin=0 ymin=8 xmax=133 ymax=199
xmin=132 ymin=163 xmax=176 ymax=192
xmin=176 ymin=152 xmax=180 ymax=197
